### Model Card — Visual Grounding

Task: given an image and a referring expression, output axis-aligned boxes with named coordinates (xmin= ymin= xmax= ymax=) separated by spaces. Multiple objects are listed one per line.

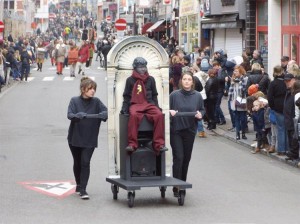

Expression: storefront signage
xmin=221 ymin=0 xmax=235 ymax=6
xmin=180 ymin=0 xmax=199 ymax=16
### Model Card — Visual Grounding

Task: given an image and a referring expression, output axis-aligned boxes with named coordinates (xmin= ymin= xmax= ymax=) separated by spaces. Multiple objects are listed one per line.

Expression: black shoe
xmin=80 ymin=191 xmax=89 ymax=200
xmin=219 ymin=121 xmax=226 ymax=125
xmin=75 ymin=185 xmax=81 ymax=195
xmin=125 ymin=146 xmax=134 ymax=152
xmin=242 ymin=133 xmax=247 ymax=140
xmin=236 ymin=133 xmax=240 ymax=140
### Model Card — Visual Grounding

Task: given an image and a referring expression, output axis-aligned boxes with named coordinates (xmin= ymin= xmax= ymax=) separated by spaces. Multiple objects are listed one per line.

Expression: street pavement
xmin=1 ymin=58 xmax=300 ymax=223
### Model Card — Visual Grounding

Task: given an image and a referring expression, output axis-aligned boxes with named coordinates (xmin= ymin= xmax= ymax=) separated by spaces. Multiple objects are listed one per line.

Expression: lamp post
xmin=133 ymin=2 xmax=136 ymax=35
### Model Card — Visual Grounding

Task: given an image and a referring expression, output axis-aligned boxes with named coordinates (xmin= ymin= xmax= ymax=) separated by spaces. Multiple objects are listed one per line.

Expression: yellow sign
xmin=180 ymin=0 xmax=199 ymax=16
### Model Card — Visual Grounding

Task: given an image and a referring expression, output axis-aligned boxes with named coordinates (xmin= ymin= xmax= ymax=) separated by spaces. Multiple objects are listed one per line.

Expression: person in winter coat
xmin=228 ymin=65 xmax=248 ymax=140
xmin=67 ymin=41 xmax=79 ymax=77
xmin=67 ymin=77 xmax=107 ymax=200
xmin=246 ymin=63 xmax=270 ymax=95
xmin=55 ymin=39 xmax=66 ymax=75
xmin=283 ymin=72 xmax=299 ymax=160
xmin=36 ymin=43 xmax=46 ymax=72
xmin=205 ymin=68 xmax=219 ymax=130
xmin=267 ymin=66 xmax=287 ymax=155
xmin=20 ymin=45 xmax=32 ymax=82
xmin=78 ymin=40 xmax=90 ymax=76
xmin=101 ymin=40 xmax=112 ymax=71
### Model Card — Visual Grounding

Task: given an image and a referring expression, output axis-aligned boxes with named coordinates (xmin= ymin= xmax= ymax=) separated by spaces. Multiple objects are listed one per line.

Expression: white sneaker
xmin=251 ymin=142 xmax=257 ymax=148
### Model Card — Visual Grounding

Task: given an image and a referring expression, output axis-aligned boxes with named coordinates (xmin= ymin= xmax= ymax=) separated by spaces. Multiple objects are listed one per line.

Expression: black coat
xmin=246 ymin=71 xmax=270 ymax=95
xmin=193 ymin=75 xmax=203 ymax=93
xmin=205 ymin=76 xmax=218 ymax=100
xmin=284 ymin=89 xmax=295 ymax=131
xmin=267 ymin=76 xmax=287 ymax=114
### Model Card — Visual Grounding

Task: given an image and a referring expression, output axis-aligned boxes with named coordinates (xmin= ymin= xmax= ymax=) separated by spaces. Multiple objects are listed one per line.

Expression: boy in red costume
xmin=121 ymin=57 xmax=167 ymax=155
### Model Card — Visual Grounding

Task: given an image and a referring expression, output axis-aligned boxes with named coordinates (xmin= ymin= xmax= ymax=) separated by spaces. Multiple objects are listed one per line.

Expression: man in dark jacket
xmin=283 ymin=73 xmax=299 ymax=160
xmin=101 ymin=40 xmax=111 ymax=70
xmin=121 ymin=57 xmax=166 ymax=155
xmin=267 ymin=66 xmax=287 ymax=155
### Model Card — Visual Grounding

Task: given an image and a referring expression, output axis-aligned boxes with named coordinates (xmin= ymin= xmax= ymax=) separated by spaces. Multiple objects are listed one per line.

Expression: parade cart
xmin=105 ymin=36 xmax=192 ymax=208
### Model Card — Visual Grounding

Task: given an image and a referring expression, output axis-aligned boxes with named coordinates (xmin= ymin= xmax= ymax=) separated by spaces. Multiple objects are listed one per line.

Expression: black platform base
xmin=106 ymin=176 xmax=192 ymax=207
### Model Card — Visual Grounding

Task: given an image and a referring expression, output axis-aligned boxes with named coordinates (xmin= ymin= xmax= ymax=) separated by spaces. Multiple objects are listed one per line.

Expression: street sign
xmin=163 ymin=0 xmax=171 ymax=5
xmin=0 ymin=21 xmax=5 ymax=33
xmin=115 ymin=18 xmax=127 ymax=31
xmin=106 ymin=15 xmax=111 ymax=22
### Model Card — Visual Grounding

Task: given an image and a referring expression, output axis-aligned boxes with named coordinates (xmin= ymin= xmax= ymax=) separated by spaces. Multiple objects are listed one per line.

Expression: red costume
xmin=125 ymin=71 xmax=165 ymax=154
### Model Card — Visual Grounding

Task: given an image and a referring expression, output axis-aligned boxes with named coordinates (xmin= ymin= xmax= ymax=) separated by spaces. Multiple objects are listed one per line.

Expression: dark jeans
xmin=170 ymin=129 xmax=195 ymax=181
xmin=69 ymin=144 xmax=95 ymax=191
xmin=286 ymin=130 xmax=299 ymax=159
xmin=234 ymin=110 xmax=247 ymax=133
xmin=21 ymin=64 xmax=30 ymax=81
xmin=228 ymin=101 xmax=235 ymax=128
xmin=215 ymin=91 xmax=225 ymax=123
xmin=206 ymin=98 xmax=217 ymax=126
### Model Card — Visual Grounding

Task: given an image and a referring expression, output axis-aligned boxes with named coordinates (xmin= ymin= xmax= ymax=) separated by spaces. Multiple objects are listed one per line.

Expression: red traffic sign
xmin=0 ymin=21 xmax=4 ymax=33
xmin=106 ymin=15 xmax=111 ymax=22
xmin=163 ymin=0 xmax=171 ymax=5
xmin=115 ymin=18 xmax=127 ymax=31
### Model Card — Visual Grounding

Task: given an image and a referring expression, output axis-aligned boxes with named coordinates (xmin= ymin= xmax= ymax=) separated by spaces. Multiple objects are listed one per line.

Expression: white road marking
xmin=43 ymin=77 xmax=55 ymax=81
xmin=63 ymin=77 xmax=75 ymax=81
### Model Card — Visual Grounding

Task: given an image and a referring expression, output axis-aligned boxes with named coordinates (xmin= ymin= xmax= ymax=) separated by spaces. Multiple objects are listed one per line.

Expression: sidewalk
xmin=211 ymin=96 xmax=300 ymax=168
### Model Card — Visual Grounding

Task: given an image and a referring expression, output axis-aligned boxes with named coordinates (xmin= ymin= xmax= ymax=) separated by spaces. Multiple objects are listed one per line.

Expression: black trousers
xmin=69 ymin=144 xmax=95 ymax=191
xmin=170 ymin=129 xmax=195 ymax=181
xmin=286 ymin=130 xmax=299 ymax=159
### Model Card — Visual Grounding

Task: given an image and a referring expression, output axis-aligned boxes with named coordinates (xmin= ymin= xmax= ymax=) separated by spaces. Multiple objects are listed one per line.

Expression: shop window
xmin=291 ymin=34 xmax=298 ymax=61
xmin=180 ymin=17 xmax=187 ymax=32
xmin=282 ymin=34 xmax=290 ymax=57
xmin=282 ymin=0 xmax=289 ymax=25
xmin=258 ymin=32 xmax=268 ymax=56
xmin=257 ymin=1 xmax=268 ymax=26
xmin=290 ymin=0 xmax=299 ymax=25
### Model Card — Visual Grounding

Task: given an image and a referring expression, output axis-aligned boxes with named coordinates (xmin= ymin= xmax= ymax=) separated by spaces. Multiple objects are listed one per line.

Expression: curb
xmin=212 ymin=125 xmax=300 ymax=169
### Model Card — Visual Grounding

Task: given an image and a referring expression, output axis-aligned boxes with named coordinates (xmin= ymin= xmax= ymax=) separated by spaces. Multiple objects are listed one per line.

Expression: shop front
xmin=179 ymin=0 xmax=200 ymax=53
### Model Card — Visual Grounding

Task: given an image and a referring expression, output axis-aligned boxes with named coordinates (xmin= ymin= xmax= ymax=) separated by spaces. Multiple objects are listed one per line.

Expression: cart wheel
xmin=178 ymin=190 xmax=185 ymax=206
xmin=127 ymin=192 xmax=135 ymax=208
xmin=112 ymin=185 xmax=119 ymax=200
xmin=160 ymin=187 xmax=166 ymax=198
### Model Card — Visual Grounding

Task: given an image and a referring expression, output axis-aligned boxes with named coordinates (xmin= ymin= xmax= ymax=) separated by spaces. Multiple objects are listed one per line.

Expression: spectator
xmin=250 ymin=49 xmax=264 ymax=68
xmin=228 ymin=65 xmax=248 ymax=140
xmin=205 ymin=68 xmax=218 ymax=130
xmin=281 ymin=56 xmax=290 ymax=73
xmin=267 ymin=66 xmax=287 ymax=156
xmin=246 ymin=63 xmax=269 ymax=95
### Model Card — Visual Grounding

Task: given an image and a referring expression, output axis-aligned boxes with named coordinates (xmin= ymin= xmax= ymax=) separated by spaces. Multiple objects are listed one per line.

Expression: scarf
xmin=130 ymin=70 xmax=149 ymax=104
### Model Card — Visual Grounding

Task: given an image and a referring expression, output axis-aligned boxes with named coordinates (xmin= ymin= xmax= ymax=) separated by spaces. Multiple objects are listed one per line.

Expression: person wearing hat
xmin=281 ymin=56 xmax=290 ymax=73
xmin=120 ymin=57 xmax=166 ymax=155
xmin=283 ymin=71 xmax=300 ymax=160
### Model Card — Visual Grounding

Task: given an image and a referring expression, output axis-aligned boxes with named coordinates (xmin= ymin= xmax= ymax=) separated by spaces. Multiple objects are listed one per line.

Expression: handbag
xmin=235 ymin=96 xmax=247 ymax=109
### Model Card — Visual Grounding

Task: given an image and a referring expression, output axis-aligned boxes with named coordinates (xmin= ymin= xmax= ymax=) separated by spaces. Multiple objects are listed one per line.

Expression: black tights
xmin=69 ymin=144 xmax=95 ymax=191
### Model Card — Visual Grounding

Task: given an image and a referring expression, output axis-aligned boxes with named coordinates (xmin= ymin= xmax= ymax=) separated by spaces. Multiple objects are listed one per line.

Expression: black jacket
xmin=205 ymin=77 xmax=218 ymax=100
xmin=121 ymin=76 xmax=159 ymax=114
xmin=267 ymin=76 xmax=287 ymax=114
xmin=216 ymin=68 xmax=228 ymax=92
xmin=193 ymin=76 xmax=203 ymax=92
xmin=284 ymin=89 xmax=295 ymax=131
xmin=246 ymin=71 xmax=269 ymax=95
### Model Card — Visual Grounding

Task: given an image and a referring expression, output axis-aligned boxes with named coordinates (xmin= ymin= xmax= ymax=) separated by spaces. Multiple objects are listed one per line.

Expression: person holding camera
xmin=67 ymin=77 xmax=107 ymax=200
xmin=228 ymin=65 xmax=248 ymax=140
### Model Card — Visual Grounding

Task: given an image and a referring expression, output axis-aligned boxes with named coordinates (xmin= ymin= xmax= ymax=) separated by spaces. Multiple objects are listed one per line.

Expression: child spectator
xmin=251 ymin=100 xmax=266 ymax=154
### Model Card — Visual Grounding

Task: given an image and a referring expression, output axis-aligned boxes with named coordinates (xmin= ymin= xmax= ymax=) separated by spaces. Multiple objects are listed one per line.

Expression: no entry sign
xmin=115 ymin=19 xmax=127 ymax=31
xmin=0 ymin=21 xmax=5 ymax=33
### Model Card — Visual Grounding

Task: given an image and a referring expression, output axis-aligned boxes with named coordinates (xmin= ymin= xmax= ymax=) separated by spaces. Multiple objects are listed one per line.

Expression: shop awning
xmin=146 ymin=19 xmax=165 ymax=32
xmin=142 ymin=22 xmax=154 ymax=34
xmin=201 ymin=14 xmax=242 ymax=29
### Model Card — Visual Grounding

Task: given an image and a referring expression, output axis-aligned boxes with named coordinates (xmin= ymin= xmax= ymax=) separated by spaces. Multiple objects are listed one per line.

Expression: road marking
xmin=63 ymin=77 xmax=75 ymax=81
xmin=43 ymin=77 xmax=55 ymax=81
xmin=48 ymin=67 xmax=56 ymax=70
xmin=19 ymin=180 xmax=76 ymax=199
xmin=27 ymin=77 xmax=35 ymax=82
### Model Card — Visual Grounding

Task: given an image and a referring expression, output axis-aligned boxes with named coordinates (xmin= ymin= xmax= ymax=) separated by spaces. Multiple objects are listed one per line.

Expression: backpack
xmin=200 ymin=57 xmax=211 ymax=72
